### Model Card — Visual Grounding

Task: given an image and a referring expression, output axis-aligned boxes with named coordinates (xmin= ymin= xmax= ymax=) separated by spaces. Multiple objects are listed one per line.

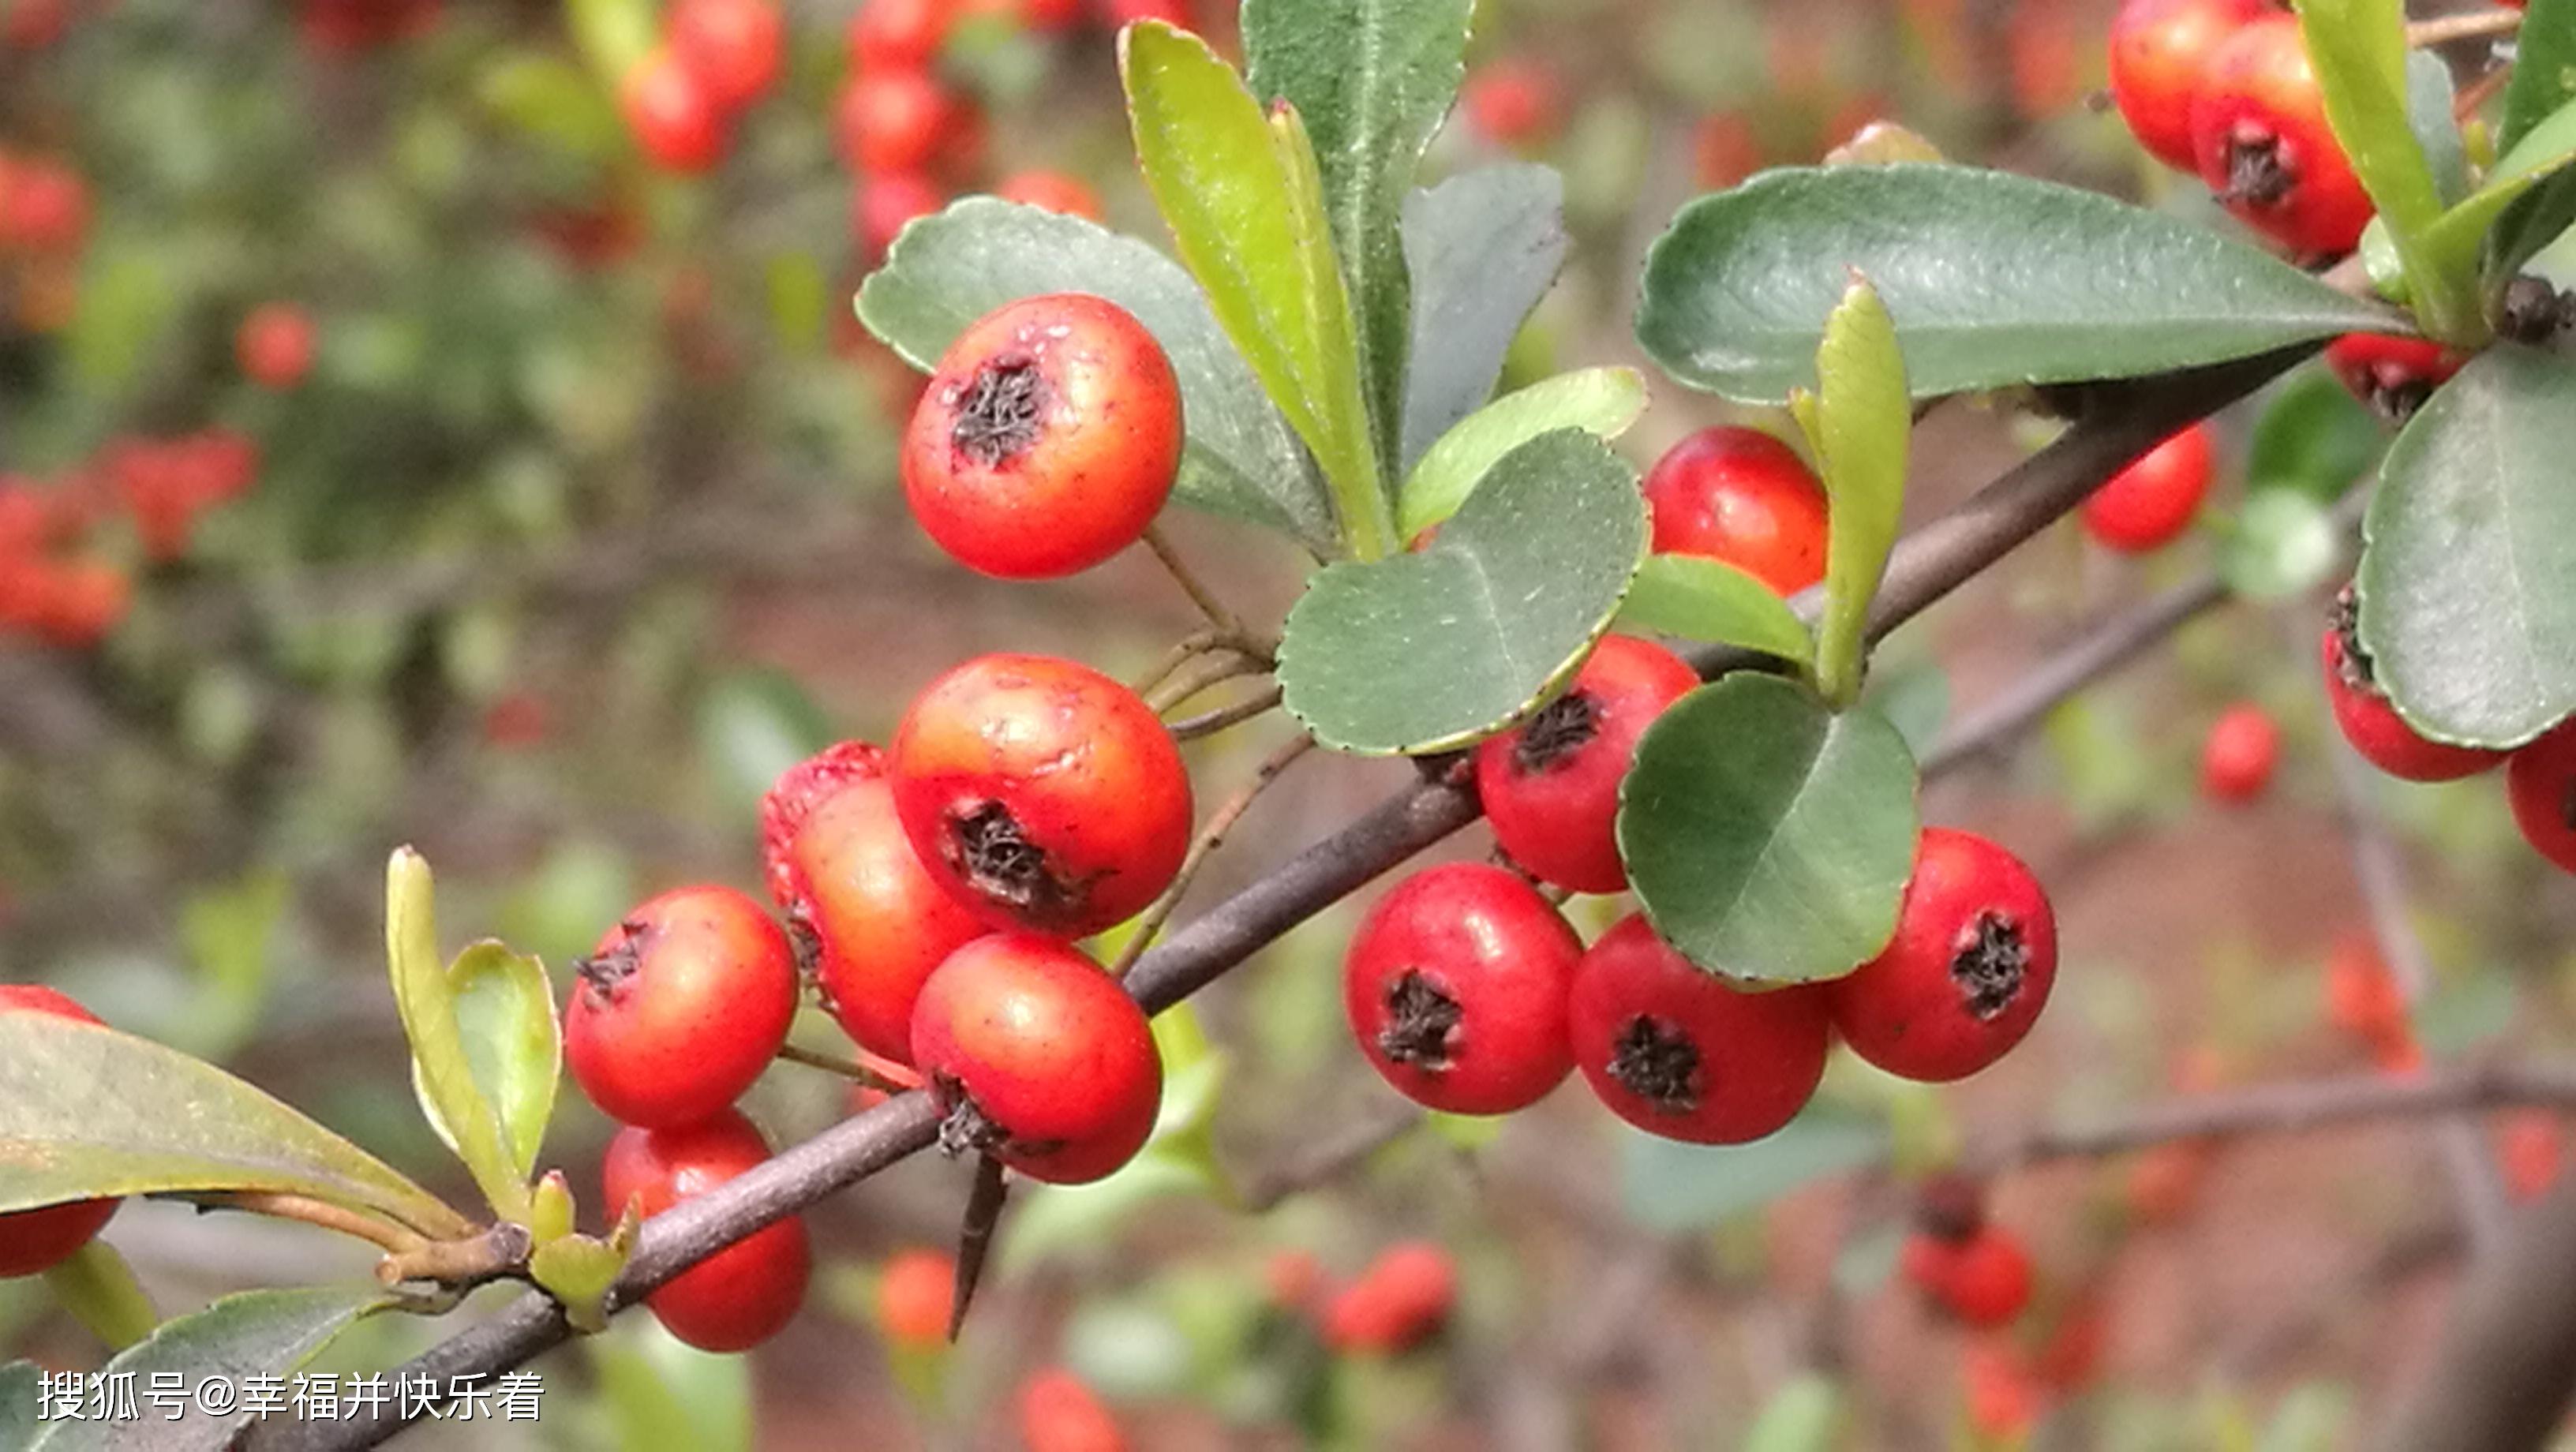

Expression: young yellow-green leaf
xmin=1799 ymin=278 xmax=1910 ymax=708
xmin=1122 ymin=21 xmax=1392 ymax=558
xmin=0 ymin=1012 xmax=470 ymax=1240
xmin=30 ymin=1288 xmax=396 ymax=1452
xmin=1616 ymin=554 xmax=1814 ymax=664
xmin=565 ymin=0 xmax=656 ymax=83
xmin=44 ymin=1241 xmax=158 ymax=1350
xmin=530 ymin=1169 xmax=577 ymax=1246
xmin=531 ymin=1228 xmax=634 ymax=1334
xmin=2422 ymin=96 xmax=2576 ymax=285
xmin=1397 ymin=368 xmax=1647 ymax=538
xmin=408 ymin=942 xmax=558 ymax=1217
xmin=387 ymin=851 xmax=535 ymax=1225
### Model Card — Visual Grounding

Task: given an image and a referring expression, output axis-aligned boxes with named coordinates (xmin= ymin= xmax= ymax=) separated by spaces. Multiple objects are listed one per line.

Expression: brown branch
xmin=1107 ymin=733 xmax=1316 ymax=978
xmin=179 ymin=1192 xmax=425 ymax=1258
xmin=1169 ymin=683 xmax=1286 ymax=742
xmin=1147 ymin=652 xmax=1271 ymax=713
xmin=1234 ymin=1103 xmax=1425 ymax=1212
xmin=2407 ymin=9 xmax=2521 ymax=48
xmin=775 ymin=1041 xmax=908 ymax=1095
xmin=376 ymin=1224 xmax=535 ymax=1290
xmin=2375 ymin=1169 xmax=2576 ymax=1452
xmin=1141 ymin=522 xmax=1256 ymax=642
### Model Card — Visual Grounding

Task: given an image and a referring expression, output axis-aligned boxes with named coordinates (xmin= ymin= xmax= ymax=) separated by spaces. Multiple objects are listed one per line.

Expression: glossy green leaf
xmin=2298 ymin=0 xmax=2460 ymax=334
xmin=1619 ymin=1098 xmax=1889 ymax=1229
xmin=1397 ymin=367 xmax=1646 ymax=538
xmin=1634 ymin=166 xmax=2390 ymax=403
xmin=44 ymin=1243 xmax=157 ymax=1350
xmin=2357 ymin=346 xmax=2576 ymax=747
xmin=2222 ymin=489 xmax=2341 ymax=601
xmin=1244 ymin=0 xmax=1473 ymax=476
xmin=1795 ymin=278 xmax=1910 ymax=707
xmin=2503 ymin=0 xmax=2576 ymax=152
xmin=388 ymin=853 xmax=534 ymax=1224
xmin=431 ymin=943 xmax=558 ymax=1198
xmin=2425 ymin=95 xmax=2576 ymax=285
xmin=1277 ymin=428 xmax=1646 ymax=754
xmin=2247 ymin=368 xmax=2382 ymax=501
xmin=856 ymin=198 xmax=1334 ymax=547
xmin=1398 ymin=164 xmax=1569 ymax=469
xmin=1123 ymin=22 xmax=1391 ymax=557
xmin=1617 ymin=675 xmax=1919 ymax=984
xmin=0 ymin=1012 xmax=468 ymax=1239
xmin=31 ymin=1288 xmax=395 ymax=1452
xmin=1617 ymin=554 xmax=1814 ymax=664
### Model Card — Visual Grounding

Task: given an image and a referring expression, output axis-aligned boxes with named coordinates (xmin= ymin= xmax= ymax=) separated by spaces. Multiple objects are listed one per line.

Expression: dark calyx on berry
xmin=2499 ymin=276 xmax=2575 ymax=346
xmin=575 ymin=919 xmax=649 ymax=996
xmin=1513 ymin=690 xmax=1600 ymax=773
xmin=2330 ymin=586 xmax=2376 ymax=690
xmin=1914 ymin=1173 xmax=1987 ymax=1242
xmin=2218 ymin=126 xmax=2294 ymax=208
xmin=934 ymin=1076 xmax=1007 ymax=1157
xmin=784 ymin=910 xmax=824 ymax=986
xmin=1377 ymin=971 xmax=1462 ymax=1070
xmin=1606 ymin=1014 xmax=1702 ymax=1110
xmin=1949 ymin=912 xmax=2029 ymax=1022
xmin=950 ymin=357 xmax=1048 ymax=466
xmin=945 ymin=800 xmax=1086 ymax=925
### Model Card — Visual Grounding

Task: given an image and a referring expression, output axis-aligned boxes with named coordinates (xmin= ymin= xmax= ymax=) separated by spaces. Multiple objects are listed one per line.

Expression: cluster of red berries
xmin=618 ymin=0 xmax=785 ymax=174
xmin=0 ymin=147 xmax=89 ymax=332
xmin=1900 ymin=1179 xmax=2034 ymax=1332
xmin=0 ymin=986 xmax=122 ymax=1279
xmin=0 ymin=430 xmax=260 ymax=650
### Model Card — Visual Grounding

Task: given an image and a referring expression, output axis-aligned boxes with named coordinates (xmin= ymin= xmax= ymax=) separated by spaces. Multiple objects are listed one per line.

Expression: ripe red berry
xmin=2498 ymin=1109 xmax=2563 ymax=1203
xmin=2507 ymin=720 xmax=2576 ymax=875
xmin=600 ymin=1110 xmax=811 ymax=1352
xmin=2323 ymin=929 xmax=2409 ymax=1050
xmin=1568 ymin=914 xmax=1833 ymax=1143
xmin=33 ymin=558 xmax=131 ymax=649
xmin=1691 ymin=110 xmax=1762 ymax=189
xmin=0 ymin=159 xmax=88 ymax=255
xmin=836 ymin=69 xmax=970 ymax=174
xmin=2324 ymin=333 xmax=2466 ymax=421
xmin=670 ymin=0 xmax=783 ymax=113
xmin=1961 ymin=1336 xmax=2043 ymax=1439
xmin=874 ymin=1247 xmax=956 ymax=1345
xmin=236 ymin=303 xmax=317 ymax=391
xmin=909 ymin=934 xmax=1162 ymax=1184
xmin=2 ymin=0 xmax=71 ymax=50
xmin=1826 ymin=828 xmax=2058 ymax=1083
xmin=564 ymin=885 xmax=799 ymax=1128
xmin=2081 ymin=423 xmax=2213 ymax=554
xmin=853 ymin=171 xmax=946 ymax=259
xmin=993 ymin=170 xmax=1104 ymax=222
xmin=2125 ymin=1140 xmax=2213 ymax=1225
xmin=1097 ymin=0 xmax=1193 ymax=26
xmin=762 ymin=743 xmax=987 ymax=1064
xmin=848 ymin=0 xmax=953 ymax=71
xmin=1640 ymin=427 xmax=1830 ymax=597
xmin=1322 ymin=1242 xmax=1455 ymax=1354
xmin=2106 ymin=0 xmax=2274 ymax=170
xmin=890 ymin=653 xmax=1191 ymax=937
xmin=2200 ymin=702 xmax=2279 ymax=803
xmin=1017 ymin=1367 xmax=1127 ymax=1452
xmin=1342 ymin=863 xmax=1582 ymax=1115
xmin=2320 ymin=586 xmax=2505 ymax=782
xmin=2190 ymin=14 xmax=2372 ymax=256
xmin=1904 ymin=1223 xmax=2033 ymax=1329
xmin=900 ymin=293 xmax=1181 ymax=580
xmin=1473 ymin=635 xmax=1699 ymax=893
xmin=1461 ymin=58 xmax=1564 ymax=149
xmin=621 ymin=46 xmax=731 ymax=174
xmin=0 ymin=986 xmax=120 ymax=1278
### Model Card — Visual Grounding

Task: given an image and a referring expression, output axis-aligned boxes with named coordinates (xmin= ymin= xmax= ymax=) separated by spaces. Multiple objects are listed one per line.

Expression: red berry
xmin=2325 ymin=332 xmax=2466 ymax=422
xmin=890 ymin=653 xmax=1192 ymax=937
xmin=0 ymin=159 xmax=88 ymax=255
xmin=1640 ymin=427 xmax=1829 ymax=597
xmin=909 ymin=934 xmax=1162 ymax=1184
xmin=853 ymin=172 xmax=946 ymax=259
xmin=1322 ymin=1242 xmax=1455 ymax=1354
xmin=2507 ymin=719 xmax=2576 ymax=875
xmin=2498 ymin=1109 xmax=2563 ymax=1203
xmin=993 ymin=170 xmax=1104 ymax=222
xmin=901 ymin=293 xmax=1181 ymax=580
xmin=837 ymin=69 xmax=969 ymax=175
xmin=621 ymin=46 xmax=731 ymax=174
xmin=2106 ymin=0 xmax=2274 ymax=170
xmin=1342 ymin=863 xmax=1582 ymax=1115
xmin=761 ymin=743 xmax=987 ymax=1064
xmin=1473 ymin=635 xmax=1699 ymax=893
xmin=2081 ymin=423 xmax=2213 ymax=554
xmin=34 ymin=557 xmax=130 ymax=649
xmin=848 ymin=0 xmax=954 ymax=71
xmin=2323 ymin=929 xmax=2408 ymax=1051
xmin=600 ymin=1110 xmax=811 ymax=1352
xmin=2200 ymin=702 xmax=2279 ymax=803
xmin=670 ymin=0 xmax=784 ymax=112
xmin=0 ymin=986 xmax=120 ymax=1278
xmin=3 ymin=0 xmax=69 ymax=50
xmin=564 ymin=885 xmax=799 ymax=1128
xmin=1017 ymin=1367 xmax=1127 ymax=1452
xmin=1961 ymin=1336 xmax=2043 ymax=1439
xmin=1904 ymin=1224 xmax=2033 ymax=1328
xmin=236 ymin=303 xmax=317 ymax=390
xmin=2320 ymin=586 xmax=2505 ymax=782
xmin=875 ymin=1248 xmax=956 ymax=1345
xmin=2190 ymin=14 xmax=2373 ymax=256
xmin=1460 ymin=58 xmax=1563 ymax=149
xmin=1569 ymin=914 xmax=1833 ymax=1143
xmin=1693 ymin=110 xmax=1763 ymax=189
xmin=1826 ymin=828 xmax=2058 ymax=1083
xmin=1096 ymin=0 xmax=1192 ymax=25
xmin=2125 ymin=1140 xmax=2213 ymax=1224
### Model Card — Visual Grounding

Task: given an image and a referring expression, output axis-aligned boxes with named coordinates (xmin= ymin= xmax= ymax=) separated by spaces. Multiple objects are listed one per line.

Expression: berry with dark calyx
xmin=1568 ymin=914 xmax=1833 ymax=1144
xmin=900 ymin=293 xmax=1181 ymax=580
xmin=908 ymin=934 xmax=1161 ymax=1184
xmin=2323 ymin=333 xmax=2465 ymax=423
xmin=600 ymin=1110 xmax=810 ymax=1352
xmin=1641 ymin=426 xmax=1830 ymax=597
xmin=874 ymin=1248 xmax=957 ymax=1346
xmin=564 ymin=885 xmax=799 ymax=1128
xmin=0 ymin=986 xmax=121 ymax=1277
xmin=891 ymin=653 xmax=1190 ymax=938
xmin=2200 ymin=702 xmax=2279 ymax=803
xmin=2498 ymin=276 xmax=2575 ymax=346
xmin=1473 ymin=635 xmax=1700 ymax=894
xmin=2080 ymin=422 xmax=2213 ymax=554
xmin=620 ymin=46 xmax=730 ymax=174
xmin=2106 ymin=0 xmax=2275 ymax=170
xmin=236 ymin=303 xmax=317 ymax=390
xmin=1017 ymin=1367 xmax=1127 ymax=1452
xmin=1826 ymin=829 xmax=2058 ymax=1083
xmin=670 ymin=0 xmax=784 ymax=113
xmin=1323 ymin=1242 xmax=1455 ymax=1354
xmin=1342 ymin=863 xmax=1583 ymax=1114
xmin=2507 ymin=719 xmax=2576 ymax=875
xmin=2189 ymin=14 xmax=2373 ymax=256
xmin=762 ymin=742 xmax=987 ymax=1064
xmin=2320 ymin=585 xmax=2505 ymax=782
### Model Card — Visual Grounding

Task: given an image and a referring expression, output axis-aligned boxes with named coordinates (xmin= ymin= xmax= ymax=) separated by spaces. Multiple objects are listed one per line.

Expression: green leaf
xmin=2426 ymin=95 xmax=2576 ymax=286
xmin=1744 ymin=1375 xmax=1849 ymax=1452
xmin=2297 ymin=0 xmax=2462 ymax=336
xmin=590 ymin=1320 xmax=754 ymax=1452
xmin=856 ymin=198 xmax=1335 ymax=548
xmin=2357 ymin=346 xmax=2576 ymax=747
xmin=1 ymin=1364 xmax=40 ymax=1450
xmin=1616 ymin=675 xmax=1919 ymax=984
xmin=43 ymin=1242 xmax=158 ymax=1350
xmin=30 ymin=1287 xmax=395 ymax=1452
xmin=1634 ymin=166 xmax=2390 ymax=404
xmin=1618 ymin=1098 xmax=1889 ymax=1229
xmin=1397 ymin=367 xmax=1647 ymax=538
xmin=1795 ymin=277 xmax=1910 ymax=708
xmin=566 ymin=0 xmax=656 ymax=82
xmin=2406 ymin=49 xmax=2469 ymax=206
xmin=1617 ymin=554 xmax=1814 ymax=664
xmin=1243 ymin=0 xmax=1474 ymax=477
xmin=1277 ymin=428 xmax=1646 ymax=754
xmin=1398 ymin=164 xmax=1570 ymax=469
xmin=2247 ymin=368 xmax=2383 ymax=502
xmin=697 ymin=668 xmax=831 ymax=818
xmin=2503 ymin=0 xmax=2576 ymax=153
xmin=387 ymin=852 xmax=534 ymax=1224
xmin=0 ymin=1012 xmax=469 ymax=1239
xmin=432 ymin=943 xmax=559 ymax=1198
xmin=1123 ymin=22 xmax=1391 ymax=558
xmin=2222 ymin=489 xmax=2342 ymax=601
